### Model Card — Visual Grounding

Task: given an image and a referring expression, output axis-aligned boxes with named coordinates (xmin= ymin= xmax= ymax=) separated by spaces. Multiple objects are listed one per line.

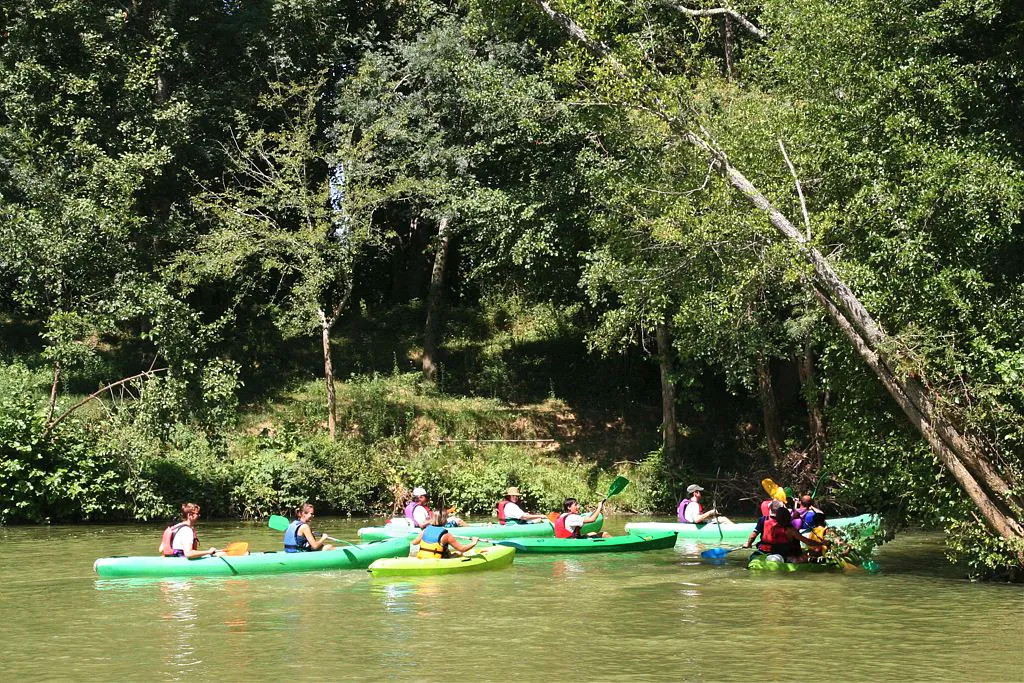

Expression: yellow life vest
xmin=416 ymin=525 xmax=448 ymax=559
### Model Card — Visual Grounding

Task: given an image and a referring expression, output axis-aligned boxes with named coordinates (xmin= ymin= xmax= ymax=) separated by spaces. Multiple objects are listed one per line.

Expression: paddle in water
xmin=268 ymin=514 xmax=354 ymax=546
xmin=700 ymin=546 xmax=746 ymax=559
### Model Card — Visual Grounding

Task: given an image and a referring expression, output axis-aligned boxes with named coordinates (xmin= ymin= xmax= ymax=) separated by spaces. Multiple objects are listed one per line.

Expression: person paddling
xmin=284 ymin=503 xmax=334 ymax=553
xmin=743 ymin=503 xmax=823 ymax=562
xmin=404 ymin=487 xmax=431 ymax=529
xmin=554 ymin=498 xmax=611 ymax=538
xmin=678 ymin=484 xmax=734 ymax=525
xmin=497 ymin=487 xmax=548 ymax=525
xmin=159 ymin=502 xmax=219 ymax=559
xmin=412 ymin=510 xmax=479 ymax=559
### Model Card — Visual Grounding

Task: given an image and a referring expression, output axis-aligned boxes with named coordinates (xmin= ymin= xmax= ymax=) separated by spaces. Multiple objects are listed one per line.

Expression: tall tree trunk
xmin=722 ymin=14 xmax=734 ymax=79
xmin=531 ymin=0 xmax=1024 ymax=547
xmin=46 ymin=360 xmax=60 ymax=424
xmin=798 ymin=345 xmax=827 ymax=470
xmin=757 ymin=355 xmax=784 ymax=465
xmin=319 ymin=308 xmax=337 ymax=441
xmin=656 ymin=323 xmax=681 ymax=462
xmin=422 ymin=216 xmax=451 ymax=381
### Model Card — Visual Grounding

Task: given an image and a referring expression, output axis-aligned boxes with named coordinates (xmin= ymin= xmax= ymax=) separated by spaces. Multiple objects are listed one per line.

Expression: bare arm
xmin=444 ymin=534 xmax=479 ymax=554
xmin=299 ymin=524 xmax=328 ymax=551
xmin=185 ymin=547 xmax=217 ymax=559
xmin=582 ymin=501 xmax=605 ymax=524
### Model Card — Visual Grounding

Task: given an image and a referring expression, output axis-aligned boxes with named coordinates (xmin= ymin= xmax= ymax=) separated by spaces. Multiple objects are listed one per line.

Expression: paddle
xmin=267 ymin=515 xmax=355 ymax=547
xmin=602 ymin=475 xmax=630 ymax=501
xmin=700 ymin=546 xmax=747 ymax=559
xmin=219 ymin=542 xmax=249 ymax=557
xmin=760 ymin=477 xmax=788 ymax=503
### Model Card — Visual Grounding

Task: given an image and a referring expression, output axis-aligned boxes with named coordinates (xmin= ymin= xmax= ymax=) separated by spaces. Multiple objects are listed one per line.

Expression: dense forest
xmin=1 ymin=0 xmax=1021 ymax=578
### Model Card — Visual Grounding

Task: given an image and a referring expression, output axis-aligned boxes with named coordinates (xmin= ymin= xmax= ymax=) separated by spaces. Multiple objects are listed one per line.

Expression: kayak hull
xmin=747 ymin=557 xmax=838 ymax=572
xmin=495 ymin=531 xmax=678 ymax=554
xmin=624 ymin=513 xmax=879 ymax=542
xmin=93 ymin=538 xmax=411 ymax=578
xmin=358 ymin=515 xmax=604 ymax=542
xmin=368 ymin=545 xmax=516 ymax=577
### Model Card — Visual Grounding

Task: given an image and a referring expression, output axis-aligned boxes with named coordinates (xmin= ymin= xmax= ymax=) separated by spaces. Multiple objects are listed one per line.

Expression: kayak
xmin=93 ymin=538 xmax=410 ymax=578
xmin=494 ymin=531 xmax=678 ymax=554
xmin=368 ymin=545 xmax=516 ymax=577
xmin=624 ymin=513 xmax=879 ymax=542
xmin=746 ymin=556 xmax=838 ymax=572
xmin=358 ymin=515 xmax=604 ymax=542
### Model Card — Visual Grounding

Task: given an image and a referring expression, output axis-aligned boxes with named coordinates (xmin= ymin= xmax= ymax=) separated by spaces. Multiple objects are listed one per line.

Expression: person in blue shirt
xmin=284 ymin=503 xmax=334 ymax=553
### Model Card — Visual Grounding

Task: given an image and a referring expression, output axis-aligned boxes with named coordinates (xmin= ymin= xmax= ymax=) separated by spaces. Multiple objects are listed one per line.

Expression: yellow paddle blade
xmin=547 ymin=512 xmax=560 ymax=523
xmin=760 ymin=478 xmax=787 ymax=502
xmin=221 ymin=542 xmax=249 ymax=557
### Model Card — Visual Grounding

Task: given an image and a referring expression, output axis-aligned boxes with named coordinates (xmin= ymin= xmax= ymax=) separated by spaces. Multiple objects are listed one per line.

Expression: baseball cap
xmin=412 ymin=487 xmax=427 ymax=497
xmin=686 ymin=484 xmax=704 ymax=494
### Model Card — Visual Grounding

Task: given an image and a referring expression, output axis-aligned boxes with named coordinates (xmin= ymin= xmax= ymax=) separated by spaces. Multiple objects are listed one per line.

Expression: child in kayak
xmin=555 ymin=498 xmax=612 ymax=538
xmin=743 ymin=505 xmax=823 ymax=562
xmin=159 ymin=502 xmax=220 ymax=559
xmin=412 ymin=510 xmax=479 ymax=559
xmin=284 ymin=503 xmax=334 ymax=553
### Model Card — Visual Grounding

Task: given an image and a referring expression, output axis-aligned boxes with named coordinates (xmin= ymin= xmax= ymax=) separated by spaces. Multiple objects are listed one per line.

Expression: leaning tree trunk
xmin=757 ymin=355 xmax=785 ymax=466
xmin=656 ymin=323 xmax=681 ymax=462
xmin=422 ymin=216 xmax=451 ymax=382
xmin=530 ymin=0 xmax=1024 ymax=548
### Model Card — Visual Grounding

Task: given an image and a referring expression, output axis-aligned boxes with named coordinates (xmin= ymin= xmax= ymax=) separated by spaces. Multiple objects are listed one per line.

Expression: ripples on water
xmin=1 ymin=518 xmax=1021 ymax=681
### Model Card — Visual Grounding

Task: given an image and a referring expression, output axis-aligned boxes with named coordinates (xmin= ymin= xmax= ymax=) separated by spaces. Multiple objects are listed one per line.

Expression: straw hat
xmin=506 ymin=486 xmax=523 ymax=497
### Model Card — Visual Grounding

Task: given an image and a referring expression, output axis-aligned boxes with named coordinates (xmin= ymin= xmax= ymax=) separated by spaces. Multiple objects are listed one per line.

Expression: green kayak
xmin=368 ymin=545 xmax=515 ymax=577
xmin=93 ymin=538 xmax=410 ymax=578
xmin=746 ymin=556 xmax=838 ymax=572
xmin=358 ymin=515 xmax=604 ymax=542
xmin=494 ymin=531 xmax=678 ymax=554
xmin=624 ymin=513 xmax=879 ymax=542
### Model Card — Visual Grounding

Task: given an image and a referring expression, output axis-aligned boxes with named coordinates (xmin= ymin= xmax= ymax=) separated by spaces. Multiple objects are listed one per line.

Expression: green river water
xmin=1 ymin=517 xmax=1021 ymax=682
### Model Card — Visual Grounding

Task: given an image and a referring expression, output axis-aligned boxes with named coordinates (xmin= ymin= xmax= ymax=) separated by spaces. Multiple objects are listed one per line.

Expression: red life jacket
xmin=760 ymin=499 xmax=773 ymax=517
xmin=497 ymin=500 xmax=509 ymax=524
xmin=757 ymin=518 xmax=798 ymax=556
xmin=160 ymin=522 xmax=198 ymax=557
xmin=554 ymin=513 xmax=580 ymax=539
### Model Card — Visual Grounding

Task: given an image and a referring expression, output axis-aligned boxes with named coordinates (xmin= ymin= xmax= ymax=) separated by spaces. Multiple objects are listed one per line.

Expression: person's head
xmin=297 ymin=502 xmax=314 ymax=522
xmin=505 ymin=486 xmax=522 ymax=501
xmin=769 ymin=499 xmax=785 ymax=516
xmin=180 ymin=502 xmax=200 ymax=522
xmin=686 ymin=484 xmax=704 ymax=499
xmin=429 ymin=508 xmax=448 ymax=526
xmin=774 ymin=507 xmax=792 ymax=525
xmin=799 ymin=494 xmax=813 ymax=509
xmin=412 ymin=486 xmax=428 ymax=503
xmin=563 ymin=497 xmax=580 ymax=513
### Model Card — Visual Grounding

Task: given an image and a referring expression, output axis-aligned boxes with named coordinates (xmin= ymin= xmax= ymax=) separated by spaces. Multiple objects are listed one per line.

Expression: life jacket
xmin=797 ymin=509 xmax=825 ymax=531
xmin=682 ymin=499 xmax=703 ymax=524
xmin=554 ymin=513 xmax=581 ymax=539
xmin=676 ymin=499 xmax=688 ymax=523
xmin=404 ymin=502 xmax=430 ymax=525
xmin=760 ymin=499 xmax=773 ymax=517
xmin=497 ymin=499 xmax=509 ymax=525
xmin=416 ymin=525 xmax=448 ymax=559
xmin=284 ymin=519 xmax=310 ymax=553
xmin=160 ymin=522 xmax=197 ymax=557
xmin=757 ymin=518 xmax=800 ymax=556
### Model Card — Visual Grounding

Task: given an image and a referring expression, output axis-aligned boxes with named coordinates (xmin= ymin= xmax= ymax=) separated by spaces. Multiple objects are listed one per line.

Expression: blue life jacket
xmin=416 ymin=525 xmax=448 ymax=559
xmin=284 ymin=519 xmax=310 ymax=553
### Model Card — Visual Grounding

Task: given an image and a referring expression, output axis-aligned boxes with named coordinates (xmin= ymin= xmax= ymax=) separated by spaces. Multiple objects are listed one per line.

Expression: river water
xmin=1 ymin=517 xmax=1021 ymax=681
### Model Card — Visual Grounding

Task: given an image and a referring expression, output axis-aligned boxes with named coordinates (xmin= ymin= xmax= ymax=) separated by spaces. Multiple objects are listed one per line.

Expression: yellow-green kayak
xmin=368 ymin=545 xmax=515 ymax=577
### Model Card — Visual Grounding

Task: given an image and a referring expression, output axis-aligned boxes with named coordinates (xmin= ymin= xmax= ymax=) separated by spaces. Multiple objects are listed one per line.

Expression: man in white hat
xmin=404 ymin=487 xmax=432 ymax=529
xmin=678 ymin=483 xmax=733 ymax=525
xmin=497 ymin=487 xmax=548 ymax=525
